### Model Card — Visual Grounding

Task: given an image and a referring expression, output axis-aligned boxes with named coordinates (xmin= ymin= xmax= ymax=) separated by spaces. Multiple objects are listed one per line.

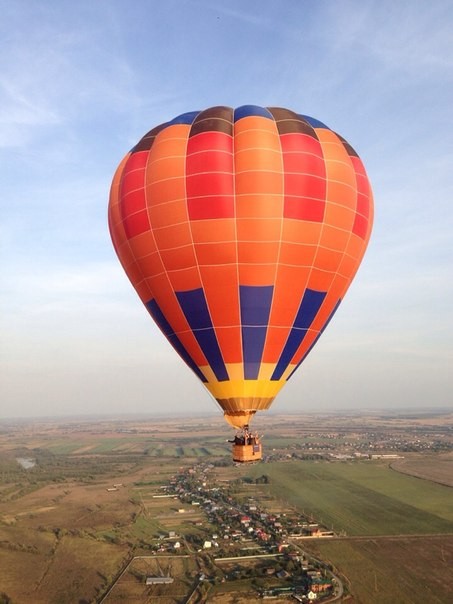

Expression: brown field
xmin=390 ymin=452 xmax=453 ymax=487
xmin=0 ymin=480 xmax=137 ymax=531
xmin=0 ymin=449 xmax=186 ymax=603
xmin=304 ymin=535 xmax=453 ymax=604
xmin=0 ymin=531 xmax=127 ymax=604
xmin=106 ymin=555 xmax=200 ymax=603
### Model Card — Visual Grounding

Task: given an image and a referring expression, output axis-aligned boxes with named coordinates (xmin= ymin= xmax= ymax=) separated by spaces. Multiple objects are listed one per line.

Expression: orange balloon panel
xmin=108 ymin=106 xmax=373 ymax=419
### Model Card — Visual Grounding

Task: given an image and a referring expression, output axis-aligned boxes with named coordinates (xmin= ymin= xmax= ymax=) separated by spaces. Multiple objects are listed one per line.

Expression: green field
xmin=23 ymin=436 xmax=230 ymax=458
xmin=246 ymin=460 xmax=453 ymax=535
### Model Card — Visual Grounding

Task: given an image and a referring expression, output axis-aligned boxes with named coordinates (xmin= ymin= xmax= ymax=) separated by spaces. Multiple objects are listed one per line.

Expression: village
xmin=140 ymin=462 xmax=341 ymax=601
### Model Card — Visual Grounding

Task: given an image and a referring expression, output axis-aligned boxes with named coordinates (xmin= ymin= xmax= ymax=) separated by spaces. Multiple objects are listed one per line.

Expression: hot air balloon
xmin=108 ymin=105 xmax=373 ymax=463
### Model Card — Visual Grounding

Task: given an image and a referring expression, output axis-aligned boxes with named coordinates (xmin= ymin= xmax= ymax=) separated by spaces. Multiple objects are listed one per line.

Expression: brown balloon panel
xmin=109 ymin=105 xmax=373 ymax=447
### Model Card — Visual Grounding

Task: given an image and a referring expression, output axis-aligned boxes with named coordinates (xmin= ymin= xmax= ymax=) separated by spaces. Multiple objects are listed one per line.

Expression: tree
xmin=255 ymin=474 xmax=270 ymax=484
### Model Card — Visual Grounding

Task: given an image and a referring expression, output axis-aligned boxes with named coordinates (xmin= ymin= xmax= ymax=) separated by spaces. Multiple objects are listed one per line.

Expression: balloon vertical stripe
xmin=145 ymin=298 xmax=207 ymax=383
xmin=239 ymin=285 xmax=274 ymax=379
xmin=271 ymin=288 xmax=327 ymax=380
xmin=176 ymin=288 xmax=229 ymax=382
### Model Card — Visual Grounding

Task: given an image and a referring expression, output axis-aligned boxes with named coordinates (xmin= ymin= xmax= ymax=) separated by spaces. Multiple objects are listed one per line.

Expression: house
xmin=307 ymin=570 xmax=321 ymax=578
xmin=256 ymin=530 xmax=270 ymax=542
xmin=310 ymin=578 xmax=332 ymax=593
xmin=146 ymin=577 xmax=174 ymax=585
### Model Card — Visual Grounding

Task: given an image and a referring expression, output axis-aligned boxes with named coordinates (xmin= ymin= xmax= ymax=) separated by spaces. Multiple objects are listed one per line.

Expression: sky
xmin=1 ymin=0 xmax=452 ymax=420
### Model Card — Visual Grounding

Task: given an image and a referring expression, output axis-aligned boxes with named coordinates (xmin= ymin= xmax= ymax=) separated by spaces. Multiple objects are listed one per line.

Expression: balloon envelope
xmin=109 ymin=106 xmax=373 ymax=428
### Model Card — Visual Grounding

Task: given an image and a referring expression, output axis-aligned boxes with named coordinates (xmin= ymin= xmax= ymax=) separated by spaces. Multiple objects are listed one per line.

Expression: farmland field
xmin=245 ymin=460 xmax=453 ymax=535
xmin=0 ymin=529 xmax=127 ymax=604
xmin=239 ymin=459 xmax=453 ymax=603
xmin=303 ymin=536 xmax=453 ymax=604
xmin=107 ymin=555 xmax=200 ymax=603
xmin=390 ymin=453 xmax=453 ymax=487
xmin=0 ymin=411 xmax=452 ymax=603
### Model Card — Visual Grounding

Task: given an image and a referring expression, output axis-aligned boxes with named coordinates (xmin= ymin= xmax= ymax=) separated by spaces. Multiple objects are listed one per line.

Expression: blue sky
xmin=2 ymin=0 xmax=452 ymax=419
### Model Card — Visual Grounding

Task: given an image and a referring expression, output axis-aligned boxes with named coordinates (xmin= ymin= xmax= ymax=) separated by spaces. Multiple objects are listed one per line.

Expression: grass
xmin=246 ymin=460 xmax=453 ymax=535
xmin=129 ymin=514 xmax=165 ymax=540
xmin=90 ymin=438 xmax=140 ymax=453
xmin=45 ymin=440 xmax=90 ymax=454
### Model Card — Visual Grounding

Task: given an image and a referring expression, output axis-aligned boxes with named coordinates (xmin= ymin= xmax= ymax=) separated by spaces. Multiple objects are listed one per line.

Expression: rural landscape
xmin=0 ymin=409 xmax=452 ymax=604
